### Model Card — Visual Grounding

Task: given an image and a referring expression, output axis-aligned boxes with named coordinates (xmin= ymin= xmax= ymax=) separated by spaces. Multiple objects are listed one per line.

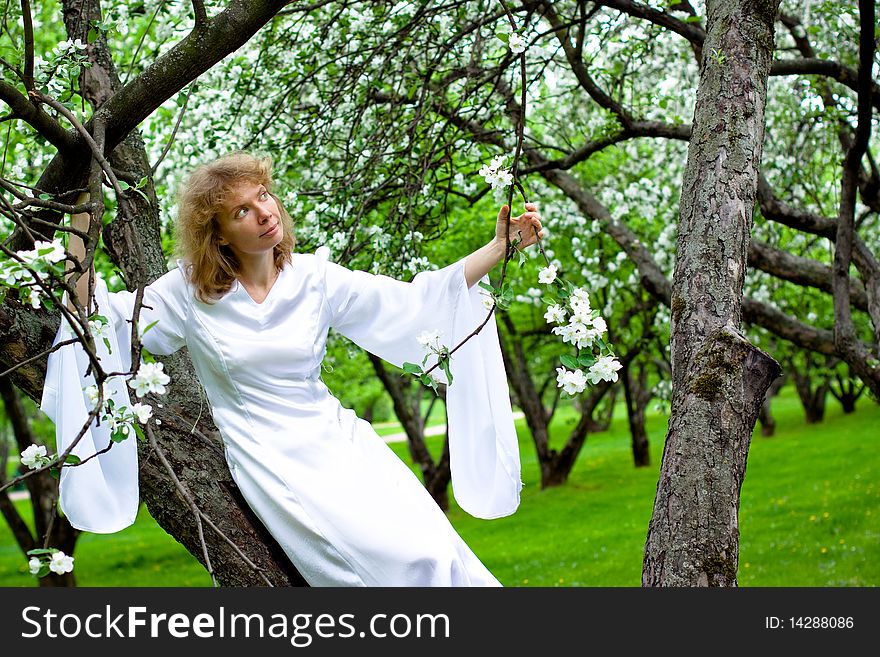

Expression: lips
xmin=261 ymin=223 xmax=279 ymax=237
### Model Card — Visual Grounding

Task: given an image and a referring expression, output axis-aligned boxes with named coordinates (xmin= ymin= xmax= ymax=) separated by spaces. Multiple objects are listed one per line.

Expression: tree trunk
xmin=368 ymin=354 xmax=451 ymax=511
xmin=623 ymin=361 xmax=651 ymax=467
xmin=829 ymin=368 xmax=864 ymax=414
xmin=757 ymin=372 xmax=786 ymax=436
xmin=793 ymin=367 xmax=829 ymax=423
xmin=642 ymin=0 xmax=783 ymax=587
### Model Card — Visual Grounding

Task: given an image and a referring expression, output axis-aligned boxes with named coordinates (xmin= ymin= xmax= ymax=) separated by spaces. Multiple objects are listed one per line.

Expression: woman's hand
xmin=494 ymin=202 xmax=544 ymax=250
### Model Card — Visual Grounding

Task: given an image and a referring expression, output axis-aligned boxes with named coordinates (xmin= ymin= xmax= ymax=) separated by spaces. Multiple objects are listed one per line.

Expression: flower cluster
xmin=0 ymin=239 xmax=67 ymax=309
xmin=27 ymin=549 xmax=74 ymax=578
xmin=479 ymin=156 xmax=514 ymax=190
xmin=539 ymin=267 xmax=622 ymax=396
xmin=129 ymin=361 xmax=171 ymax=397
xmin=85 ymin=373 xmax=158 ymax=443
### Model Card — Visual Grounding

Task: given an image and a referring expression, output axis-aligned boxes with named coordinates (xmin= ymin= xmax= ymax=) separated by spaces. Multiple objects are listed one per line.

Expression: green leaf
xmin=130 ymin=187 xmax=150 ymax=203
xmin=439 ymin=357 xmax=453 ymax=386
xmin=49 ymin=467 xmax=59 ymax=479
xmin=102 ymin=337 xmax=112 ymax=353
xmin=39 ymin=193 xmax=52 ymax=200
xmin=557 ymin=287 xmax=569 ymax=299
xmin=402 ymin=362 xmax=423 ymax=374
xmin=578 ymin=354 xmax=596 ymax=368
xmin=64 ymin=454 xmax=81 ymax=465
xmin=496 ymin=32 xmax=510 ymax=44
xmin=478 ymin=281 xmax=497 ymax=294
xmin=133 ymin=424 xmax=145 ymax=442
xmin=87 ymin=27 xmax=99 ymax=43
xmin=419 ymin=373 xmax=438 ymax=393
xmin=118 ymin=180 xmax=130 ymax=190
xmin=560 ymin=354 xmax=579 ymax=369
xmin=110 ymin=429 xmax=129 ymax=443
xmin=142 ymin=319 xmax=159 ymax=336
xmin=27 ymin=548 xmax=57 ymax=556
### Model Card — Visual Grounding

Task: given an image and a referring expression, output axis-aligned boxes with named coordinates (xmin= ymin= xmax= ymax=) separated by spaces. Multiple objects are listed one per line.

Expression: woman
xmin=43 ymin=152 xmax=543 ymax=586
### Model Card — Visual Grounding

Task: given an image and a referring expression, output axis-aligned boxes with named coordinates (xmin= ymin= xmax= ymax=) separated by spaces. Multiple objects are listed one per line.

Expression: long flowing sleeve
xmin=39 ymin=267 xmax=189 ymax=533
xmin=319 ymin=248 xmax=522 ymax=519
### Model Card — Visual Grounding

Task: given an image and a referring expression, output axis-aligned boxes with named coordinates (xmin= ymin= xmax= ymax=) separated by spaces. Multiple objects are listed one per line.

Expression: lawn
xmin=1 ymin=385 xmax=877 ymax=586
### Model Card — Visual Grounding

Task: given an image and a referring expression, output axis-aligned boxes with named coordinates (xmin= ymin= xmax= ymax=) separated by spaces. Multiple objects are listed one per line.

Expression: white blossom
xmin=556 ymin=367 xmax=588 ymax=396
xmin=416 ymin=329 xmax=441 ymax=350
xmin=479 ymin=158 xmax=514 ymax=190
xmin=132 ymin=402 xmax=153 ymax=424
xmin=28 ymin=557 xmax=42 ymax=575
xmin=84 ymin=382 xmax=110 ymax=408
xmin=508 ymin=33 xmax=527 ymax=54
xmin=32 ymin=240 xmax=66 ymax=264
xmin=588 ymin=356 xmax=623 ymax=384
xmin=538 ymin=265 xmax=558 ymax=285
xmin=88 ymin=318 xmax=109 ymax=340
xmin=129 ymin=361 xmax=171 ymax=397
xmin=20 ymin=444 xmax=48 ymax=470
xmin=48 ymin=551 xmax=75 ymax=575
xmin=543 ymin=304 xmax=567 ymax=324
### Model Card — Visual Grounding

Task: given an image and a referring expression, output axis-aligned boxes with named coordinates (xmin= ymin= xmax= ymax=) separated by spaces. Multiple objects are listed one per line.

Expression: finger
xmin=498 ymin=205 xmax=510 ymax=220
xmin=525 ymin=202 xmax=537 ymax=211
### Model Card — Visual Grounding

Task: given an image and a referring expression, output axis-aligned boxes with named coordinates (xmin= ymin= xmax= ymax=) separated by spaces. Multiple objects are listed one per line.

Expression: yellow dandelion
xmin=522 ymin=579 xmax=529 ymax=584
xmin=744 ymin=562 xmax=751 ymax=568
xmin=823 ymin=512 xmax=830 ymax=518
xmin=839 ymin=539 xmax=845 ymax=544
xmin=820 ymin=547 xmax=828 ymax=554
xmin=809 ymin=514 xmax=817 ymax=521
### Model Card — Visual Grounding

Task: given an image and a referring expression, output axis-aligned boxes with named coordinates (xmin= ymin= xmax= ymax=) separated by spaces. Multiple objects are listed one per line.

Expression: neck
xmin=236 ymin=251 xmax=277 ymax=287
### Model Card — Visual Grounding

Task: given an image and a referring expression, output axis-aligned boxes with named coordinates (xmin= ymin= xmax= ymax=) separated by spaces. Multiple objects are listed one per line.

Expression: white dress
xmin=40 ymin=248 xmax=522 ymax=586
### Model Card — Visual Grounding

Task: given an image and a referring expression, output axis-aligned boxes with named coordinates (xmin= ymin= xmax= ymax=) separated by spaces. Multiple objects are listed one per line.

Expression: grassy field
xmin=1 ymin=385 xmax=877 ymax=587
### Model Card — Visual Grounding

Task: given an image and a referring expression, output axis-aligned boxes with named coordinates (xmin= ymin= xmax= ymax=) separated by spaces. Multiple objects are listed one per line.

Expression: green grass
xmin=1 ymin=386 xmax=877 ymax=586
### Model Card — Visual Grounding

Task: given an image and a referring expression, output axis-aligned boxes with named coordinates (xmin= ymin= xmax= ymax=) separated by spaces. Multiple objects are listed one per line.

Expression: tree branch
xmin=0 ymin=81 xmax=75 ymax=150
xmin=831 ymin=0 xmax=880 ymax=395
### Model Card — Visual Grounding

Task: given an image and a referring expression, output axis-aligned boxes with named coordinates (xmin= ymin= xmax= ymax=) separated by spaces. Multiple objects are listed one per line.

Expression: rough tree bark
xmin=642 ymin=0 xmax=783 ymax=587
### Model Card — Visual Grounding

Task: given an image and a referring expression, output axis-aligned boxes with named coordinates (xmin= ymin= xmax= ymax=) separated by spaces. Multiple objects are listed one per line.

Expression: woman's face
xmin=215 ymin=179 xmax=284 ymax=258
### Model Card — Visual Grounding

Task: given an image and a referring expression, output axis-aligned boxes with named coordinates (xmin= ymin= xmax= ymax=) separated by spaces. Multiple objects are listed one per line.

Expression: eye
xmin=259 ymin=190 xmax=269 ymax=201
xmin=235 ymin=207 xmax=248 ymax=219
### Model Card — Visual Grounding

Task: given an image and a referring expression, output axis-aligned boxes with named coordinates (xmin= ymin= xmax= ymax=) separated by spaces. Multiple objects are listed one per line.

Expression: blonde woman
xmin=44 ymin=152 xmax=543 ymax=586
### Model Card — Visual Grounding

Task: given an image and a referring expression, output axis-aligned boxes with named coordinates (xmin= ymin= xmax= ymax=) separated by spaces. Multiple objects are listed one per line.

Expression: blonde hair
xmin=174 ymin=152 xmax=295 ymax=303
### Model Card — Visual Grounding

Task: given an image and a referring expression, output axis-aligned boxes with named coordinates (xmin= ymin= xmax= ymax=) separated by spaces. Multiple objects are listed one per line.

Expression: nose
xmin=257 ymin=200 xmax=272 ymax=223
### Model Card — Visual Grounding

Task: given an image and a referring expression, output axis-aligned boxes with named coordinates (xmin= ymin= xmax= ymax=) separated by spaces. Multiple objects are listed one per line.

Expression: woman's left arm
xmin=463 ymin=203 xmax=544 ymax=289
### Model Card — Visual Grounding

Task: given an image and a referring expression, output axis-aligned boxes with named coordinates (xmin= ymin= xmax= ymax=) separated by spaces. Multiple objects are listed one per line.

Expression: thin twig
xmin=20 ymin=0 xmax=34 ymax=92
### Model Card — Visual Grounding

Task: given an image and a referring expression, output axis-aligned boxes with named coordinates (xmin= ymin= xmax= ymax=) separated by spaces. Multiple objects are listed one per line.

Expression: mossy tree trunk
xmin=642 ymin=0 xmax=783 ymax=587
